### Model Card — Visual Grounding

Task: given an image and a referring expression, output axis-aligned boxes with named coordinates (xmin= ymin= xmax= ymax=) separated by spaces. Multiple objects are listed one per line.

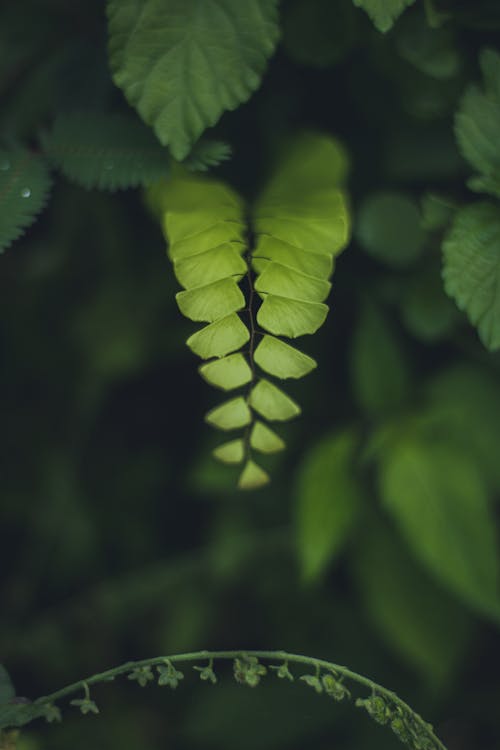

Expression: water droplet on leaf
xmin=21 ymin=188 xmax=31 ymax=198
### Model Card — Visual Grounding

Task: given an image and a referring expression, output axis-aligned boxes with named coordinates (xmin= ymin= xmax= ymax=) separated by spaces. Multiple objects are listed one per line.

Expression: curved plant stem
xmin=33 ymin=649 xmax=447 ymax=750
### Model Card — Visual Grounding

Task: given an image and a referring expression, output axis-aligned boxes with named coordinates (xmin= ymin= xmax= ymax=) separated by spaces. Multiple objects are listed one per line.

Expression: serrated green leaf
xmin=353 ymin=522 xmax=471 ymax=688
xmin=355 ymin=191 xmax=425 ymax=268
xmin=379 ymin=434 xmax=500 ymax=620
xmin=455 ymin=48 xmax=500 ymax=198
xmin=0 ymin=666 xmax=15 ymax=704
xmin=0 ymin=148 xmax=52 ymax=252
xmin=352 ymin=0 xmax=416 ymax=33
xmin=442 ymin=202 xmax=500 ymax=351
xmin=187 ymin=313 xmax=250 ymax=359
xmin=40 ymin=112 xmax=170 ymax=190
xmin=107 ymin=0 xmax=280 ymax=159
xmin=254 ymin=262 xmax=330 ymax=302
xmin=174 ymin=243 xmax=247 ymax=289
xmin=296 ymin=429 xmax=362 ymax=581
xmin=350 ymin=302 xmax=411 ymax=415
xmin=253 ymin=236 xmax=334 ymax=278
xmin=238 ymin=459 xmax=270 ymax=489
xmin=249 ymin=379 xmax=301 ymax=421
xmin=250 ymin=421 xmax=285 ymax=453
xmin=176 ymin=277 xmax=245 ymax=323
xmin=257 ymin=295 xmax=328 ymax=338
xmin=254 ymin=335 xmax=316 ymax=379
xmin=205 ymin=396 xmax=252 ymax=430
xmin=199 ymin=353 xmax=252 ymax=390
xmin=182 ymin=139 xmax=232 ymax=172
xmin=213 ymin=439 xmax=245 ymax=464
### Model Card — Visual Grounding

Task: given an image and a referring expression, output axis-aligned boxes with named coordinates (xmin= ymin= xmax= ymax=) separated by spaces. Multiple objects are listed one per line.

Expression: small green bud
xmin=127 ymin=666 xmax=154 ymax=687
xmin=157 ymin=662 xmax=184 ymax=689
xmin=321 ymin=674 xmax=350 ymax=701
xmin=391 ymin=716 xmax=412 ymax=745
xmin=269 ymin=663 xmax=294 ymax=681
xmin=43 ymin=703 xmax=62 ymax=723
xmin=355 ymin=694 xmax=391 ymax=724
xmin=299 ymin=674 xmax=323 ymax=693
xmin=233 ymin=656 xmax=267 ymax=688
xmin=193 ymin=665 xmax=217 ymax=684
xmin=70 ymin=698 xmax=99 ymax=715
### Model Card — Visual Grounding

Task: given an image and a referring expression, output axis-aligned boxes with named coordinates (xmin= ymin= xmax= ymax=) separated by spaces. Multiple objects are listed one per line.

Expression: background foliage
xmin=1 ymin=0 xmax=500 ymax=748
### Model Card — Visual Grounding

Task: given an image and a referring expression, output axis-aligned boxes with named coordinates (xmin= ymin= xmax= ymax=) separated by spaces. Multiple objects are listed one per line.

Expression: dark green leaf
xmin=0 ymin=148 xmax=52 ymax=252
xmin=0 ymin=667 xmax=15 ymax=705
xmin=350 ymin=302 xmax=411 ymax=415
xmin=353 ymin=522 xmax=472 ymax=687
xmin=41 ymin=112 xmax=170 ymax=190
xmin=107 ymin=0 xmax=280 ymax=159
xmin=442 ymin=201 xmax=500 ymax=351
xmin=378 ymin=433 xmax=500 ymax=620
xmin=352 ymin=0 xmax=416 ymax=33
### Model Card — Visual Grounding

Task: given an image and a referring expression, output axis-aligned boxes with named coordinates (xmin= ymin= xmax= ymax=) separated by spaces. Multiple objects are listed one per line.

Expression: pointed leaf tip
xmin=199 ymin=353 xmax=252 ymax=390
xmin=205 ymin=397 xmax=251 ymax=431
xmin=250 ymin=421 xmax=285 ymax=454
xmin=238 ymin=460 xmax=270 ymax=490
xmin=254 ymin=335 xmax=317 ymax=379
xmin=250 ymin=379 xmax=301 ymax=421
xmin=213 ymin=439 xmax=245 ymax=464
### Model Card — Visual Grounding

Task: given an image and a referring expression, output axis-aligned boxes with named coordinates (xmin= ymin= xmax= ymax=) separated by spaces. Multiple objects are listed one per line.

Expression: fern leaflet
xmin=154 ymin=133 xmax=350 ymax=489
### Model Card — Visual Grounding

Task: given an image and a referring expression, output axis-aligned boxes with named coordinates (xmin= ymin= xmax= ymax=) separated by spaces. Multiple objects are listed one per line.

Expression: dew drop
xmin=0 ymin=159 xmax=10 ymax=171
xmin=21 ymin=188 xmax=31 ymax=198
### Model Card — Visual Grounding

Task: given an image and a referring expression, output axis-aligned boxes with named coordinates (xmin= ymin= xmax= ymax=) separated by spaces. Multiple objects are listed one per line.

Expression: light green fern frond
xmin=0 ymin=147 xmax=52 ymax=252
xmin=154 ymin=133 xmax=350 ymax=489
xmin=40 ymin=112 xmax=170 ymax=191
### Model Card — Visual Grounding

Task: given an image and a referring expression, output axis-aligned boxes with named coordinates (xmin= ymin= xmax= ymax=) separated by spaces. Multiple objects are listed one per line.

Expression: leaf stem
xmin=33 ymin=649 xmax=447 ymax=750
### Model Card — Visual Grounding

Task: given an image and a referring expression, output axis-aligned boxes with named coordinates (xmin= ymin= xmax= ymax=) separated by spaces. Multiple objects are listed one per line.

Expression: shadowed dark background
xmin=1 ymin=0 xmax=500 ymax=748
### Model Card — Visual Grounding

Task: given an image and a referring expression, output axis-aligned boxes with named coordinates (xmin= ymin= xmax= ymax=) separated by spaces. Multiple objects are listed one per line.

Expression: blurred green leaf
xmin=442 ymin=201 xmax=500 ymax=351
xmin=395 ymin=9 xmax=460 ymax=79
xmin=295 ymin=429 xmax=362 ymax=582
xmin=353 ymin=521 xmax=472 ymax=688
xmin=378 ymin=431 xmax=500 ymax=620
xmin=352 ymin=0 xmax=416 ymax=33
xmin=401 ymin=261 xmax=458 ymax=342
xmin=0 ymin=667 xmax=15 ymax=705
xmin=455 ymin=48 xmax=500 ymax=198
xmin=420 ymin=192 xmax=456 ymax=231
xmin=355 ymin=191 xmax=425 ymax=267
xmin=350 ymin=302 xmax=411 ymax=415
xmin=426 ymin=364 xmax=500 ymax=493
xmin=107 ymin=0 xmax=280 ymax=160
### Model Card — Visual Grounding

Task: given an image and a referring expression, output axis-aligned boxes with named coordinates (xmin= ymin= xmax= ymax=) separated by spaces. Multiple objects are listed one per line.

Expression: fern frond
xmin=153 ymin=133 xmax=351 ymax=490
xmin=182 ymin=139 xmax=232 ymax=173
xmin=40 ymin=112 xmax=169 ymax=191
xmin=0 ymin=147 xmax=52 ymax=252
